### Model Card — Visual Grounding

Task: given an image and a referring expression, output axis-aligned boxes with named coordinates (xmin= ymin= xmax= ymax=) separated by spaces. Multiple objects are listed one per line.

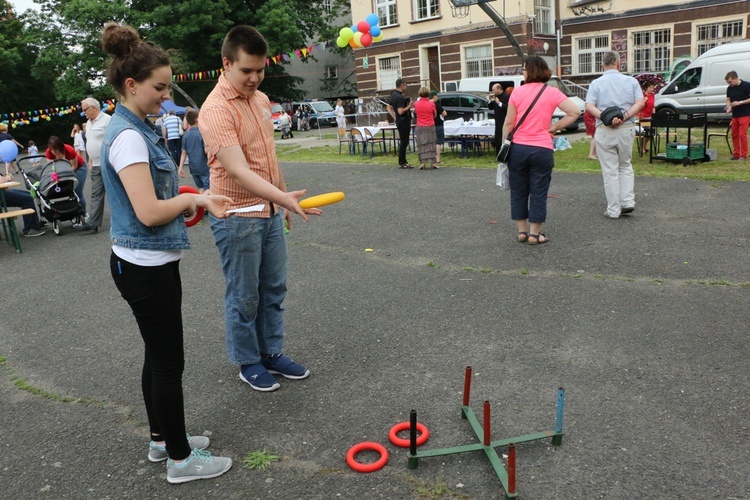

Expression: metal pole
xmin=553 ymin=387 xmax=565 ymax=445
xmin=410 ymin=409 xmax=418 ymax=456
xmin=462 ymin=366 xmax=472 ymax=418
xmin=476 ymin=2 xmax=526 ymax=64
xmin=507 ymin=443 xmax=517 ymax=494
xmin=483 ymin=400 xmax=491 ymax=446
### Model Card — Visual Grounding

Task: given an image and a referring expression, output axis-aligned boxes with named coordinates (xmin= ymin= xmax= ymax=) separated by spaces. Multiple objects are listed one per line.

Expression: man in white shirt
xmin=585 ymin=51 xmax=644 ymax=219
xmin=80 ymin=97 xmax=111 ymax=233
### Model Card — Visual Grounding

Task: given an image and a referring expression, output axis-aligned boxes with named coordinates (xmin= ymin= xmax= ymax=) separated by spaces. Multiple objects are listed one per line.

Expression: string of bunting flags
xmin=171 ymin=41 xmax=327 ymax=82
xmin=1 ymin=100 xmax=117 ymax=128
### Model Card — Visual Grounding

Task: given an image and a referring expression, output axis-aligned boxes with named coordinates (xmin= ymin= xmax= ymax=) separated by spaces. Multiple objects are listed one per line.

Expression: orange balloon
xmin=348 ymin=37 xmax=358 ymax=49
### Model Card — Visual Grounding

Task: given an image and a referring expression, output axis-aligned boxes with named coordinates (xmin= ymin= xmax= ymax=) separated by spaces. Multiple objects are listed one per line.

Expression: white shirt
xmin=109 ymin=129 xmax=183 ymax=266
xmin=86 ymin=111 xmax=111 ymax=167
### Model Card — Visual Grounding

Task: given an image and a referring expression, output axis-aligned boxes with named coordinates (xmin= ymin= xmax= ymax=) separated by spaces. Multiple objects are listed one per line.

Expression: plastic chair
xmin=349 ymin=128 xmax=365 ymax=155
xmin=707 ymin=123 xmax=732 ymax=157
xmin=338 ymin=128 xmax=352 ymax=155
xmin=363 ymin=129 xmax=387 ymax=158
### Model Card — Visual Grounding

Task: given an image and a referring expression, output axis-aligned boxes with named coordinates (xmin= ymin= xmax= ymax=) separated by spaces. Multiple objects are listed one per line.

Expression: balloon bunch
xmin=336 ymin=13 xmax=383 ymax=49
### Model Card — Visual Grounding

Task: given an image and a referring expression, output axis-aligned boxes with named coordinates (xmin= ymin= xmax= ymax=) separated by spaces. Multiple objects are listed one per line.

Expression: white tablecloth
xmin=444 ymin=120 xmax=496 ymax=137
xmin=352 ymin=126 xmax=397 ymax=139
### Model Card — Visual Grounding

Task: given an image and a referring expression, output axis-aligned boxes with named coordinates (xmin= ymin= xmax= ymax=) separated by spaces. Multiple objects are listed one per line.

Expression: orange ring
xmin=178 ymin=185 xmax=205 ymax=227
xmin=346 ymin=441 xmax=388 ymax=473
xmin=388 ymin=422 xmax=429 ymax=448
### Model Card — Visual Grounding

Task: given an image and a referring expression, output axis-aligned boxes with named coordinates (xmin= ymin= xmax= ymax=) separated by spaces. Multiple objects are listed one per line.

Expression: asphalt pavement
xmin=1 ymin=149 xmax=749 ymax=499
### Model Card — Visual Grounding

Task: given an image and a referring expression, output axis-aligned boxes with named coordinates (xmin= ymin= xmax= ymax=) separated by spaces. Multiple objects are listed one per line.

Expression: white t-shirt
xmin=109 ymin=129 xmax=183 ymax=266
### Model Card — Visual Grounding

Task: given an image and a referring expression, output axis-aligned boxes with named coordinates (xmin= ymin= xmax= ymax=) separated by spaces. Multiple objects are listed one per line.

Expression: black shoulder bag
xmin=496 ymin=84 xmax=548 ymax=163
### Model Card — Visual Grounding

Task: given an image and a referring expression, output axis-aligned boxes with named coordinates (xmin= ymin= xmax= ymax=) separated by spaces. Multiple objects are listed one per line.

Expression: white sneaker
xmin=167 ymin=449 xmax=232 ymax=484
xmin=148 ymin=434 xmax=210 ymax=462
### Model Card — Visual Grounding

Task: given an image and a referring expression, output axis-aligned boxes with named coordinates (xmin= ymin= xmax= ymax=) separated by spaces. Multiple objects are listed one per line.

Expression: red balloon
xmin=360 ymin=33 xmax=373 ymax=47
xmin=357 ymin=21 xmax=370 ymax=34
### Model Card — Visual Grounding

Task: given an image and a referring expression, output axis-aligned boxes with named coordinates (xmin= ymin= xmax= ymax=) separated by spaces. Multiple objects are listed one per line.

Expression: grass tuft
xmin=243 ymin=450 xmax=280 ymax=470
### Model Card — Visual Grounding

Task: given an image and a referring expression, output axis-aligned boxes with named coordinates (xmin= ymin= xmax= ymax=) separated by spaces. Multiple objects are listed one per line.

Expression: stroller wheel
xmin=53 ymin=220 xmax=62 ymax=236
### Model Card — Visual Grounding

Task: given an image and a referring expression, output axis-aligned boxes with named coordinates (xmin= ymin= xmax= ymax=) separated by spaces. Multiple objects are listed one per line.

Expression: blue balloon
xmin=370 ymin=26 xmax=381 ymax=38
xmin=366 ymin=13 xmax=380 ymax=26
xmin=351 ymin=24 xmax=358 ymax=33
xmin=0 ymin=140 xmax=18 ymax=163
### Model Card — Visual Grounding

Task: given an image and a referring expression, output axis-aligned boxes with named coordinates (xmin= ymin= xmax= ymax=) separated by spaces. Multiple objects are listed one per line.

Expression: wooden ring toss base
xmin=389 ymin=421 xmax=430 ymax=447
xmin=178 ymin=186 xmax=204 ymax=227
xmin=298 ymin=191 xmax=345 ymax=210
xmin=346 ymin=441 xmax=389 ymax=473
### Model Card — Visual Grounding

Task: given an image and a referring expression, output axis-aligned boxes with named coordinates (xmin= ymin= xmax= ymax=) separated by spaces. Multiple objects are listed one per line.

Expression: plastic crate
xmin=666 ymin=142 xmax=705 ymax=160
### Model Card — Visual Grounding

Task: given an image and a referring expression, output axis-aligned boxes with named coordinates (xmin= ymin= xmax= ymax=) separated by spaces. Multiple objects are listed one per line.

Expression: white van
xmin=655 ymin=41 xmax=750 ymax=116
xmin=458 ymin=76 xmax=585 ymax=131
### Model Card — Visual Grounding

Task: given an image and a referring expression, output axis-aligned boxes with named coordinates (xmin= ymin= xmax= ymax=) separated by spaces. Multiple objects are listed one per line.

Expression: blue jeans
xmin=508 ymin=143 xmax=554 ymax=223
xmin=74 ymin=163 xmax=87 ymax=215
xmin=210 ymin=211 xmax=288 ymax=366
xmin=3 ymin=188 xmax=40 ymax=233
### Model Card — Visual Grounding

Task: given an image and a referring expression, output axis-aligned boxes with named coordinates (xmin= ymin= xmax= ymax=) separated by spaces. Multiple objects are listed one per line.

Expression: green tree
xmin=25 ymin=0 xmax=350 ymax=106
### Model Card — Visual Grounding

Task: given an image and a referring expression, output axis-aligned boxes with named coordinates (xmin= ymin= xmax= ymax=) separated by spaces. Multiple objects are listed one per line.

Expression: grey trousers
xmin=595 ymin=124 xmax=636 ymax=217
xmin=86 ymin=164 xmax=106 ymax=228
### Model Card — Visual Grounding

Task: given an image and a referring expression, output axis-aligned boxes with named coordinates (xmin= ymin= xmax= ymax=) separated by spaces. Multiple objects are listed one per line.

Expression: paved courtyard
xmin=2 ymin=159 xmax=749 ymax=499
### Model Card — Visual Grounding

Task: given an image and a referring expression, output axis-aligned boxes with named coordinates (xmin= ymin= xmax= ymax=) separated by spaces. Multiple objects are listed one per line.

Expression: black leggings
xmin=110 ymin=252 xmax=191 ymax=460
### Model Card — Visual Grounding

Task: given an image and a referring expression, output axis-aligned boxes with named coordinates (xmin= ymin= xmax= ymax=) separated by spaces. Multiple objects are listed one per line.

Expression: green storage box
xmin=666 ymin=142 xmax=705 ymax=160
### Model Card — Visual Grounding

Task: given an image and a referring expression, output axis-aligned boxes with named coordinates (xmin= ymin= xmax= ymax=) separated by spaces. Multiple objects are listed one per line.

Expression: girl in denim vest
xmin=100 ymin=22 xmax=233 ymax=484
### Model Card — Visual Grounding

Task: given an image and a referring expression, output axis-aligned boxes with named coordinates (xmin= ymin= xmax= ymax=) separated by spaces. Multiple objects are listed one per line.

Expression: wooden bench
xmin=0 ymin=208 xmax=36 ymax=253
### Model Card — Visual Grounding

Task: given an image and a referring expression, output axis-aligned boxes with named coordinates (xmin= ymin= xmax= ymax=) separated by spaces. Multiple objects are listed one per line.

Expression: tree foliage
xmin=22 ymin=0 xmax=351 ymax=105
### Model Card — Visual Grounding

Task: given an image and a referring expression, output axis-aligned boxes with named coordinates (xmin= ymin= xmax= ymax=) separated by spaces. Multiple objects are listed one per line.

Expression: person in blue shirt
xmin=178 ymin=108 xmax=210 ymax=192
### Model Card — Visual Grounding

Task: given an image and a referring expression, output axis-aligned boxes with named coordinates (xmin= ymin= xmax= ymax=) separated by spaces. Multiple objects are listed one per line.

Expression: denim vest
xmin=101 ymin=104 xmax=190 ymax=250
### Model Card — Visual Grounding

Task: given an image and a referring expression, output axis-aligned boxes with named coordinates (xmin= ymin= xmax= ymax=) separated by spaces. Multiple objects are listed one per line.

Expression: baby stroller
xmin=17 ymin=155 xmax=84 ymax=236
xmin=280 ymin=122 xmax=292 ymax=139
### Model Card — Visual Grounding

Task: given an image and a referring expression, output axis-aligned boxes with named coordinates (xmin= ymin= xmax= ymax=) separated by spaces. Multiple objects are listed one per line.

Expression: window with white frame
xmin=535 ymin=0 xmax=553 ymax=35
xmin=464 ymin=44 xmax=493 ymax=78
xmin=632 ymin=28 xmax=671 ymax=74
xmin=377 ymin=55 xmax=401 ymax=90
xmin=575 ymin=35 xmax=609 ymax=74
xmin=322 ymin=0 xmax=332 ymax=12
xmin=325 ymin=66 xmax=338 ymax=79
xmin=696 ymin=19 xmax=744 ymax=55
xmin=414 ymin=0 xmax=440 ymax=21
xmin=376 ymin=0 xmax=398 ymax=27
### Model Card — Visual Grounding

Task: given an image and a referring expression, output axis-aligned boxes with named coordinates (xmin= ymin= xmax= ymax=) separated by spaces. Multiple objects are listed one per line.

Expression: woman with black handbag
xmin=502 ymin=57 xmax=579 ymax=244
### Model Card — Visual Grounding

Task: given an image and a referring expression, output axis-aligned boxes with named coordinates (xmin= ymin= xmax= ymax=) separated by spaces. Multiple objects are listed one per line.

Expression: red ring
xmin=178 ymin=185 xmax=205 ymax=227
xmin=388 ymin=422 xmax=430 ymax=448
xmin=346 ymin=441 xmax=388 ymax=473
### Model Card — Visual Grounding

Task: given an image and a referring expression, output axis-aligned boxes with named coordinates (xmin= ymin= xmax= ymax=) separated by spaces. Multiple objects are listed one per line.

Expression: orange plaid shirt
xmin=199 ymin=74 xmax=280 ymax=217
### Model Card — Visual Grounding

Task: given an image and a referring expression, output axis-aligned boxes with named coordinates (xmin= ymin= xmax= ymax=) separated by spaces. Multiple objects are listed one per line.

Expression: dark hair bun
xmin=101 ymin=22 xmax=141 ymax=58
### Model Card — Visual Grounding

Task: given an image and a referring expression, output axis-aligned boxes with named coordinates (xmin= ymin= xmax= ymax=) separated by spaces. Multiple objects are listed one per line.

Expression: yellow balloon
xmin=340 ymin=27 xmax=354 ymax=41
xmin=353 ymin=32 xmax=363 ymax=47
xmin=373 ymin=33 xmax=384 ymax=43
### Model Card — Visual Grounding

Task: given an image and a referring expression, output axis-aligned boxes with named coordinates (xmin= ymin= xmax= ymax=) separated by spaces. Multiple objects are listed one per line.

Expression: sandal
xmin=430 ymin=163 xmax=439 ymax=169
xmin=517 ymin=231 xmax=528 ymax=243
xmin=528 ymin=233 xmax=549 ymax=245
xmin=419 ymin=164 xmax=426 ymax=170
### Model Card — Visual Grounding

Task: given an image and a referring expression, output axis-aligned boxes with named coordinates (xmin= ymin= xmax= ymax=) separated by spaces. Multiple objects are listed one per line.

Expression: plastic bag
xmin=554 ymin=136 xmax=572 ymax=151
xmin=496 ymin=162 xmax=509 ymax=190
